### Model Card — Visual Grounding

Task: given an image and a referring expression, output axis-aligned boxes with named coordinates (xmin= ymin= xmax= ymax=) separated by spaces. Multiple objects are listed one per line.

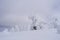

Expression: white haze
xmin=0 ymin=0 xmax=50 ymax=25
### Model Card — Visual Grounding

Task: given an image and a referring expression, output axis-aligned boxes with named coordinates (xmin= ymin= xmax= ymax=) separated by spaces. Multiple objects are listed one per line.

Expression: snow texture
xmin=0 ymin=29 xmax=60 ymax=40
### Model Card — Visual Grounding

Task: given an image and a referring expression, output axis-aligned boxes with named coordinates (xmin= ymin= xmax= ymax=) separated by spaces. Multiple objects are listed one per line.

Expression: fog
xmin=0 ymin=0 xmax=50 ymax=15
xmin=0 ymin=0 xmax=50 ymax=24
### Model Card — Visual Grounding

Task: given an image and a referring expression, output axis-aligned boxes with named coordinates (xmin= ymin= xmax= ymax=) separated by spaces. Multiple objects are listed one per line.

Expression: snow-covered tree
xmin=49 ymin=17 xmax=60 ymax=34
xmin=29 ymin=16 xmax=37 ymax=30
xmin=29 ymin=16 xmax=47 ymax=30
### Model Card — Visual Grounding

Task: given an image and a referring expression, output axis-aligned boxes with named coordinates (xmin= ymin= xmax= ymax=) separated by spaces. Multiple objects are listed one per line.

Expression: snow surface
xmin=0 ymin=29 xmax=60 ymax=40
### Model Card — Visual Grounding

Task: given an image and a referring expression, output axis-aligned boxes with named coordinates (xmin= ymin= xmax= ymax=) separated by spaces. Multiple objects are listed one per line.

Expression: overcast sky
xmin=0 ymin=0 xmax=50 ymax=24
xmin=0 ymin=0 xmax=60 ymax=15
xmin=0 ymin=0 xmax=60 ymax=32
xmin=0 ymin=0 xmax=50 ymax=15
xmin=50 ymin=0 xmax=60 ymax=14
xmin=0 ymin=0 xmax=60 ymax=25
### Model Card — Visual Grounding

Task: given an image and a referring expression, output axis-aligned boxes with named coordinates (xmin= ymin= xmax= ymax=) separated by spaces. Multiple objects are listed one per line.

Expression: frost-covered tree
xmin=53 ymin=18 xmax=60 ymax=34
xmin=29 ymin=16 xmax=37 ymax=30
xmin=50 ymin=17 xmax=60 ymax=34
xmin=52 ymin=18 xmax=58 ymax=29
xmin=29 ymin=16 xmax=47 ymax=30
xmin=38 ymin=21 xmax=47 ymax=30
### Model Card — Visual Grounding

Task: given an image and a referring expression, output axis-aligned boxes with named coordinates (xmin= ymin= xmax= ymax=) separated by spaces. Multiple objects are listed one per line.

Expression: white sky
xmin=0 ymin=0 xmax=50 ymax=15
xmin=0 ymin=0 xmax=51 ymax=24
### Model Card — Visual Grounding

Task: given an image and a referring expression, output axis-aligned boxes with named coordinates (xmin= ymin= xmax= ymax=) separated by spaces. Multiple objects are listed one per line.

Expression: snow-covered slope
xmin=0 ymin=29 xmax=60 ymax=40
